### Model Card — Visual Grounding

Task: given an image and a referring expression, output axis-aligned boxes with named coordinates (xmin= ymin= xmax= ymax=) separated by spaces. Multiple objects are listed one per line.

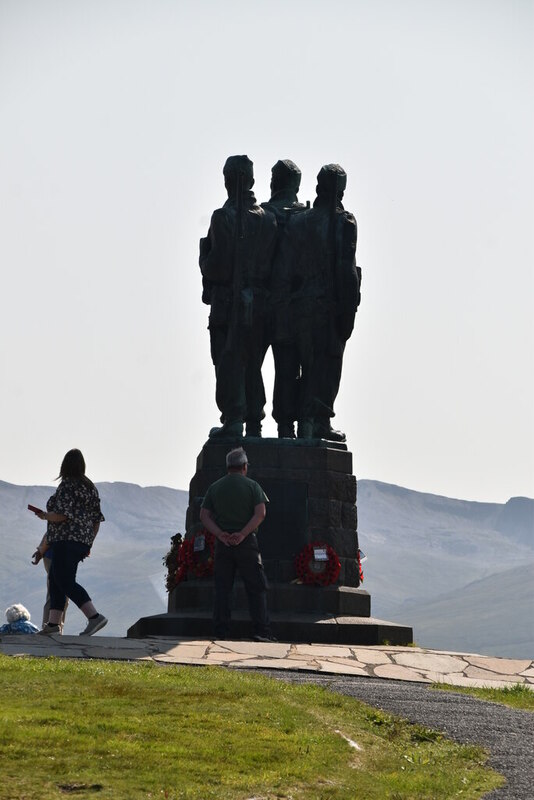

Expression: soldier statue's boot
xmin=209 ymin=419 xmax=244 ymax=439
xmin=245 ymin=421 xmax=262 ymax=438
xmin=297 ymin=418 xmax=314 ymax=439
xmin=313 ymin=421 xmax=346 ymax=442
xmin=277 ymin=422 xmax=296 ymax=439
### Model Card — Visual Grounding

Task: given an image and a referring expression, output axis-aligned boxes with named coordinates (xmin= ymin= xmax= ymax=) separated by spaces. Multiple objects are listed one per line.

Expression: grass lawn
xmin=432 ymin=681 xmax=534 ymax=711
xmin=0 ymin=655 xmax=503 ymax=799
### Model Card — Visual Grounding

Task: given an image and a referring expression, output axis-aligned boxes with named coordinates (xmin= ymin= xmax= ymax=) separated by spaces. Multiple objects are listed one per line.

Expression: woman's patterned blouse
xmin=46 ymin=478 xmax=105 ymax=546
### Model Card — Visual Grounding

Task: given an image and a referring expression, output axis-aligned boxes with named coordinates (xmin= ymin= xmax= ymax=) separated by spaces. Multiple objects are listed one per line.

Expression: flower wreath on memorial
xmin=163 ymin=532 xmax=184 ymax=591
xmin=357 ymin=549 xmax=364 ymax=583
xmin=295 ymin=542 xmax=341 ymax=587
xmin=180 ymin=528 xmax=216 ymax=579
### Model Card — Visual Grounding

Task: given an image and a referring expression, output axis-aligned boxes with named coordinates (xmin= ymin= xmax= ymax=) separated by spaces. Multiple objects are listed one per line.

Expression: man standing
xmin=199 ymin=155 xmax=278 ymax=438
xmin=199 ymin=447 xmax=275 ymax=642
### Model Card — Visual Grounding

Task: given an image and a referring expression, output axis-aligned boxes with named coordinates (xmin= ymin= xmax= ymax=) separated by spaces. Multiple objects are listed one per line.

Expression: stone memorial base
xmin=128 ymin=438 xmax=413 ymax=646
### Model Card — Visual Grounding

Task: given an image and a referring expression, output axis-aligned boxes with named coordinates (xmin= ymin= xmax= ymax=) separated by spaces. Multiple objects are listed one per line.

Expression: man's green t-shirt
xmin=201 ymin=474 xmax=269 ymax=533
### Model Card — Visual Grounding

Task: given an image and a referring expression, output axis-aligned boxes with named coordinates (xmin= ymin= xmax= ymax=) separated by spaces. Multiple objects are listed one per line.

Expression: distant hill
xmin=357 ymin=480 xmax=533 ymax=657
xmin=357 ymin=480 xmax=533 ymax=601
xmin=1 ymin=478 xmax=532 ymax=657
xmin=388 ymin=563 xmax=534 ymax=658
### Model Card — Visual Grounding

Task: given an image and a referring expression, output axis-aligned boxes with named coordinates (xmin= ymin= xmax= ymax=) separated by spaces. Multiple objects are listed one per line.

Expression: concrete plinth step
xmin=170 ymin=582 xmax=371 ymax=618
xmin=127 ymin=611 xmax=413 ymax=647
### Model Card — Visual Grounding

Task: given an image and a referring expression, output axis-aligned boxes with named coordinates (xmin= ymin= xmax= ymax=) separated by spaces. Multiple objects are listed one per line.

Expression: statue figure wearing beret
xmin=199 ymin=156 xmax=278 ymax=438
xmin=275 ymin=164 xmax=361 ymax=440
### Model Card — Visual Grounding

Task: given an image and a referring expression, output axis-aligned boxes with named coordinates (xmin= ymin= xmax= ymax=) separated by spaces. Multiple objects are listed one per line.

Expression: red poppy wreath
xmin=295 ymin=542 xmax=341 ymax=587
xmin=173 ymin=558 xmax=188 ymax=586
xmin=179 ymin=529 xmax=216 ymax=579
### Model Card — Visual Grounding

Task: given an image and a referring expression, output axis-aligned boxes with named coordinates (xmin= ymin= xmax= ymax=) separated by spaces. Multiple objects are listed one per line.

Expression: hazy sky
xmin=0 ymin=0 xmax=532 ymax=503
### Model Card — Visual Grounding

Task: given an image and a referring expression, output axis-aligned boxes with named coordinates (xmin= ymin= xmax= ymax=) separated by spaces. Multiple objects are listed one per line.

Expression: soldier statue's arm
xmin=199 ymin=208 xmax=234 ymax=283
xmin=336 ymin=212 xmax=361 ymax=341
xmin=199 ymin=234 xmax=213 ymax=305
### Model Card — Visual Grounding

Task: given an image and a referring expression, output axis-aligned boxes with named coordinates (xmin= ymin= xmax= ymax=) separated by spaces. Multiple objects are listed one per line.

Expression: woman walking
xmin=35 ymin=449 xmax=107 ymax=636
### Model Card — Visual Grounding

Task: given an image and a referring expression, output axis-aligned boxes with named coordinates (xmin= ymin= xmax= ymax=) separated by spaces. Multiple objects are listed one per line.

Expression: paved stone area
xmin=1 ymin=634 xmax=533 ymax=689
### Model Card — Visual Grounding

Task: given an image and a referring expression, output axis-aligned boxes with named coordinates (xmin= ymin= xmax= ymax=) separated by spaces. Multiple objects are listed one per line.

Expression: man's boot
xmin=245 ymin=421 xmax=262 ymax=438
xmin=297 ymin=418 xmax=314 ymax=439
xmin=313 ymin=421 xmax=346 ymax=442
xmin=277 ymin=422 xmax=296 ymax=439
xmin=209 ymin=420 xmax=244 ymax=439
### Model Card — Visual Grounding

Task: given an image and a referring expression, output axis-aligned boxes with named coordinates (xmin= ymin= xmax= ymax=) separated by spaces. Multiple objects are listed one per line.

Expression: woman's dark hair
xmin=58 ymin=449 xmax=95 ymax=488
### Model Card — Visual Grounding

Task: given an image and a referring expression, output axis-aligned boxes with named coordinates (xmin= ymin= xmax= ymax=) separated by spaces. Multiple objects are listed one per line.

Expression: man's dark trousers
xmin=214 ymin=533 xmax=269 ymax=638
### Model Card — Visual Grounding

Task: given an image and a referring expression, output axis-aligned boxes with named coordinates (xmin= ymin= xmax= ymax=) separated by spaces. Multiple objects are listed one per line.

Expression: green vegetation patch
xmin=0 ymin=655 xmax=502 ymax=799
xmin=432 ymin=681 xmax=534 ymax=711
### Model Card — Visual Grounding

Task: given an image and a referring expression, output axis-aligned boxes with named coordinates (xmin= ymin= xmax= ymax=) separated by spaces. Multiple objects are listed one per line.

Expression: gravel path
xmin=258 ymin=671 xmax=534 ymax=800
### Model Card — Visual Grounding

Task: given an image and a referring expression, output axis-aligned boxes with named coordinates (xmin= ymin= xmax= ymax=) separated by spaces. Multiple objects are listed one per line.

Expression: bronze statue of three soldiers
xmin=199 ymin=156 xmax=361 ymax=443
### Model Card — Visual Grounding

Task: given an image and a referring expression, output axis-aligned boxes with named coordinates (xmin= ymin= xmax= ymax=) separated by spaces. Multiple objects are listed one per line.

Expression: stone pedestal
xmin=128 ymin=438 xmax=413 ymax=645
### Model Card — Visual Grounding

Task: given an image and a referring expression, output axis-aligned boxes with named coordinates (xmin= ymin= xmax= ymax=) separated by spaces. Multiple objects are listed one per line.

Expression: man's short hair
xmin=226 ymin=447 xmax=248 ymax=468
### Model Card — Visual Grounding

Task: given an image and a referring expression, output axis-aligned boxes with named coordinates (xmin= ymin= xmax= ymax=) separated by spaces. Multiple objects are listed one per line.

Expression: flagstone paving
xmin=1 ymin=633 xmax=532 ymax=689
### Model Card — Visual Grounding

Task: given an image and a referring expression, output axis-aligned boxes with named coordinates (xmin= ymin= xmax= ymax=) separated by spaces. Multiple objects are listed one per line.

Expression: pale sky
xmin=0 ymin=0 xmax=532 ymax=503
